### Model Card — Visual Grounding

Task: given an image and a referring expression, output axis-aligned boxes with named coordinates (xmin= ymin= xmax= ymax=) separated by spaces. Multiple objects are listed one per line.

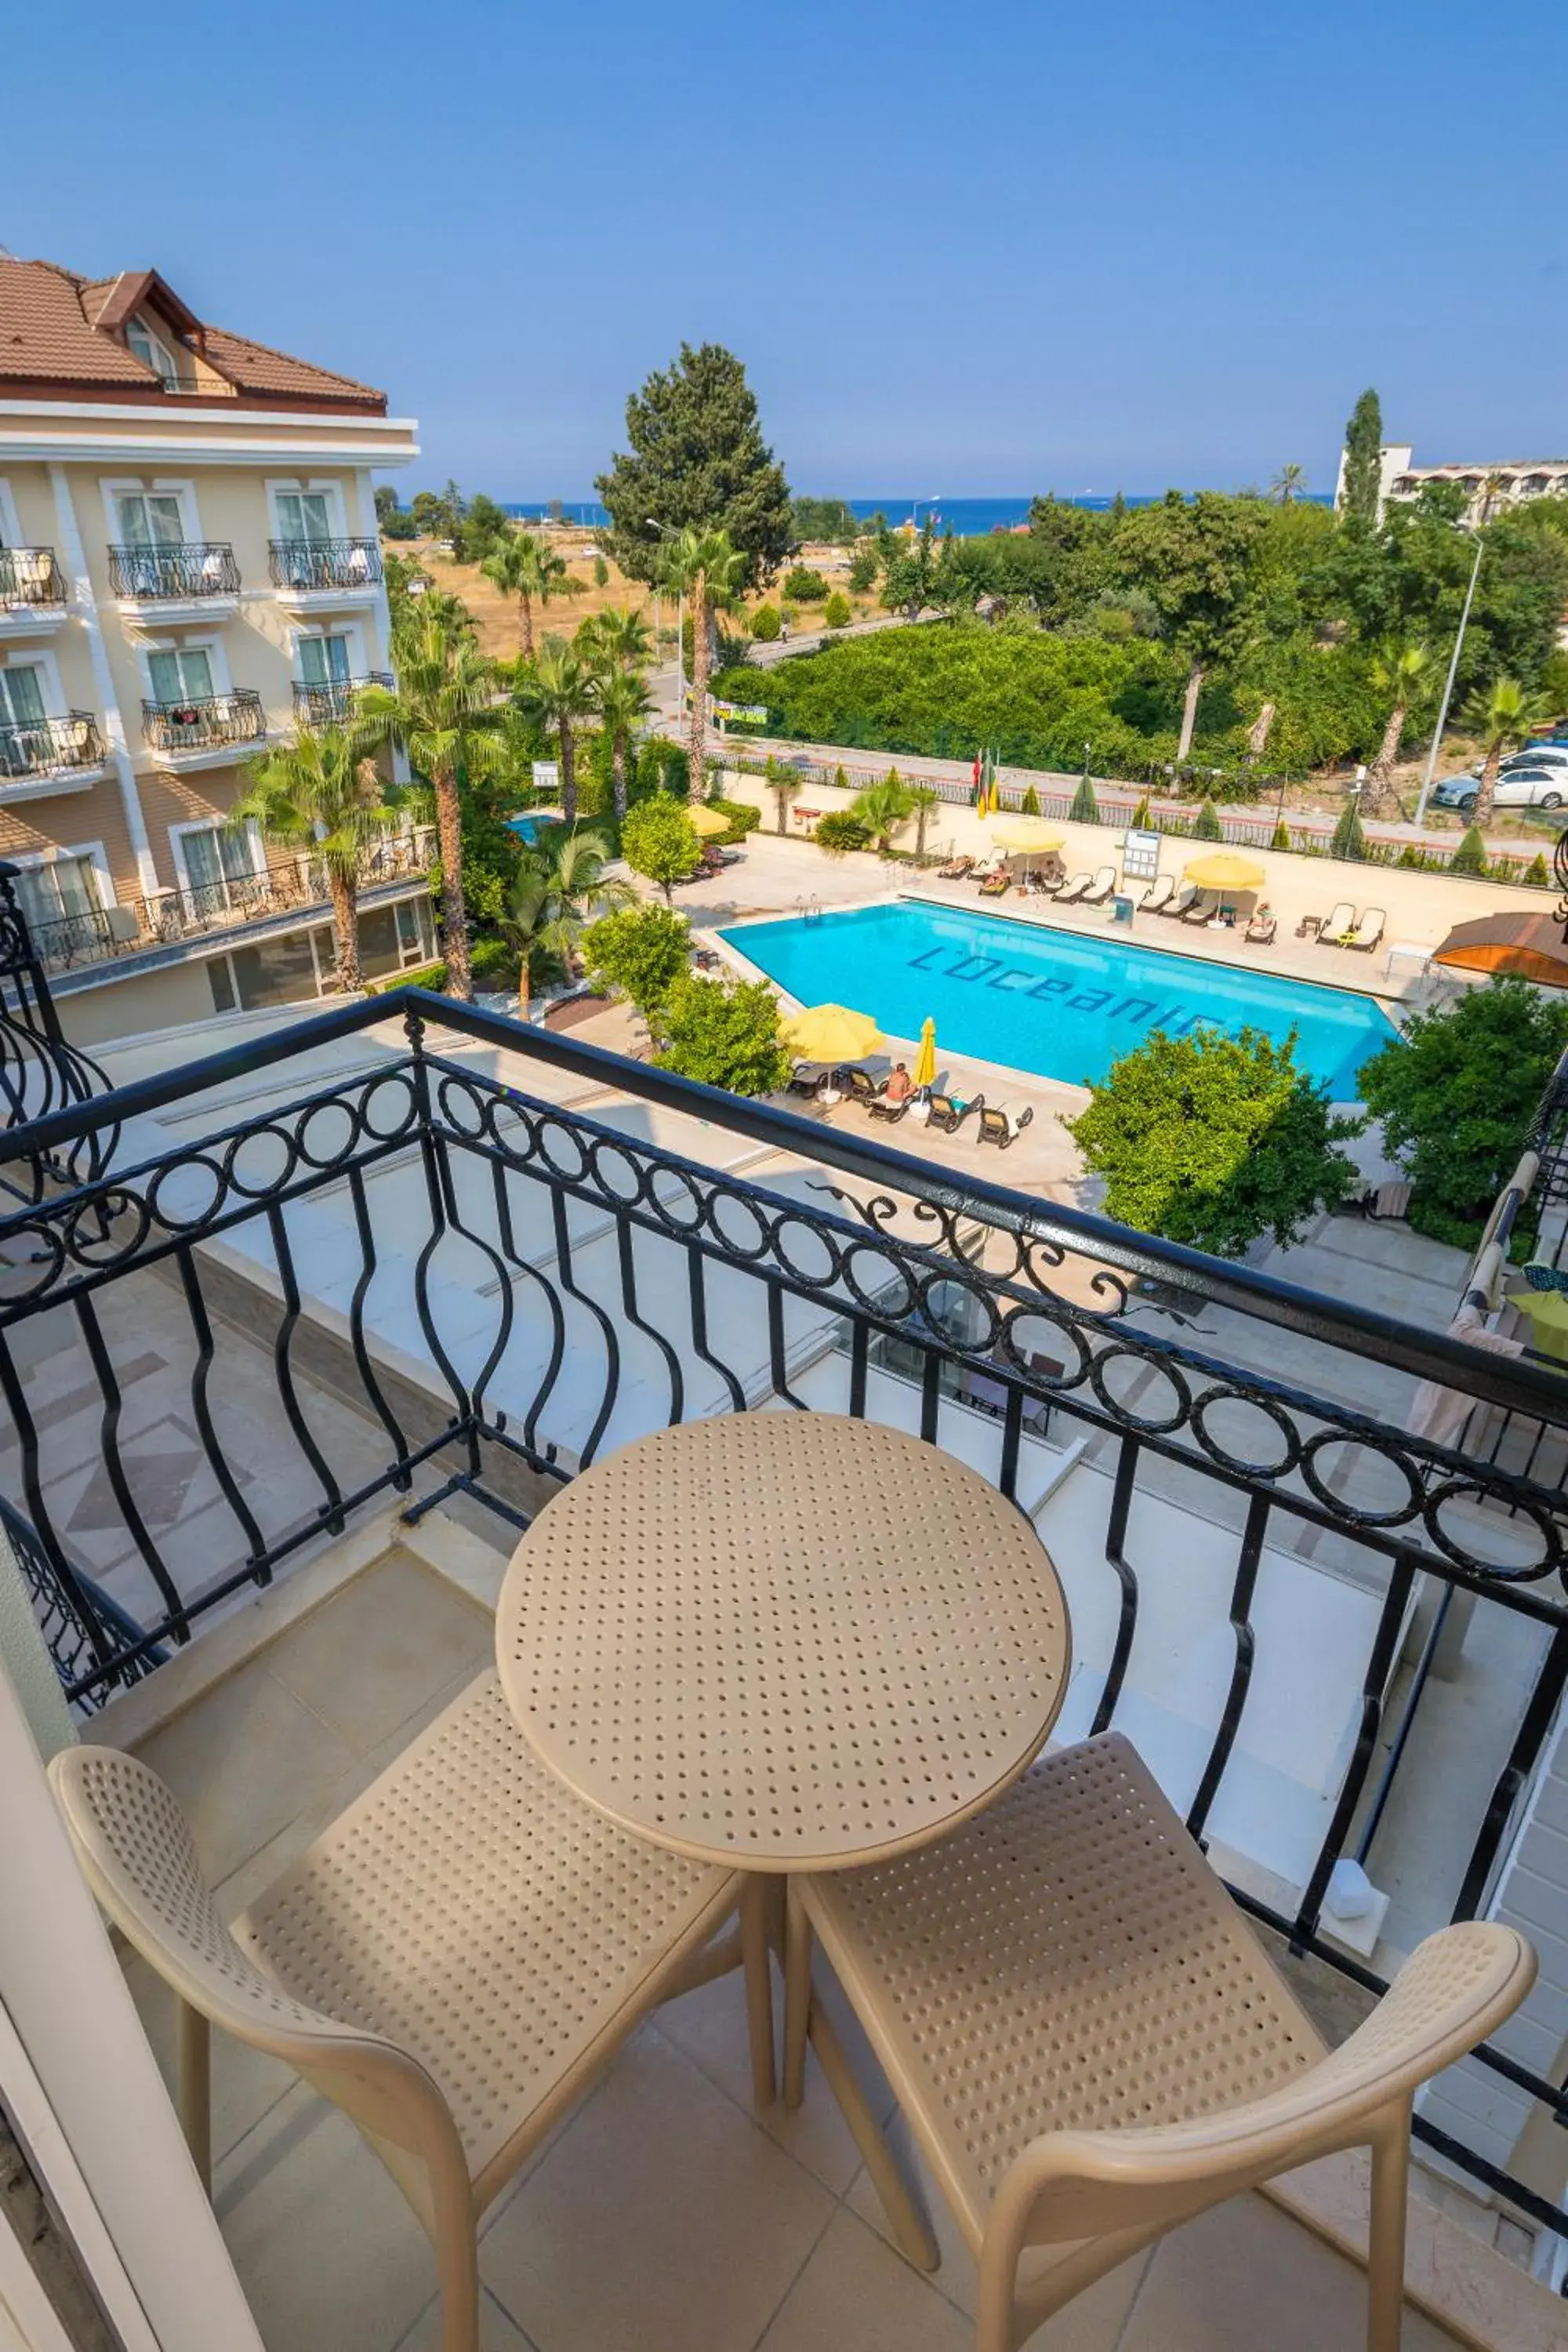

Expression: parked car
xmin=1501 ymin=742 xmax=1568 ymax=772
xmin=1433 ymin=766 xmax=1567 ymax=812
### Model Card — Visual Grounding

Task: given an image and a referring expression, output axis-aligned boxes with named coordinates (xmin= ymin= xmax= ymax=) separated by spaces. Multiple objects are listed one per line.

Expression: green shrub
xmin=1330 ymin=798 xmax=1367 ymax=860
xmin=371 ymin=960 xmax=446 ymax=993
xmin=655 ymin=974 xmax=793 ymax=1095
xmin=1069 ymin=775 xmax=1100 ymax=825
xmin=1450 ymin=826 xmax=1489 ymax=877
xmin=848 ymin=550 xmax=877 ymax=593
xmin=593 ymin=554 xmax=609 ymax=586
xmin=833 ymin=764 xmax=849 ymax=791
xmin=750 ymin=604 xmax=782 ymax=642
xmin=1021 ymin=784 xmax=1041 ymax=816
xmin=822 ymin=592 xmax=851 ymax=630
xmin=582 ymin=902 xmax=691 ymax=1019
xmin=815 ymin=812 xmax=872 ymax=854
xmin=470 ymin=935 xmax=521 ymax=988
xmin=783 ymin=565 xmax=830 ymax=602
xmin=1132 ymin=793 xmax=1152 ymax=827
xmin=1523 ymin=852 xmax=1551 ymax=887
xmin=1270 ymin=817 xmax=1292 ymax=851
xmin=621 ymin=797 xmax=702 ymax=902
xmin=706 ymin=797 xmax=762 ymax=841
xmin=1192 ymin=798 xmax=1224 ymax=841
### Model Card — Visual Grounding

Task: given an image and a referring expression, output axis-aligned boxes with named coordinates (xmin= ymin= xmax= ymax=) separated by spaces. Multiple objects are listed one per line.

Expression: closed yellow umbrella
xmin=688 ymin=804 xmax=731 ymax=838
xmin=1182 ymin=851 xmax=1266 ymax=891
xmin=913 ymin=1017 xmax=937 ymax=1091
xmin=991 ymin=816 xmax=1065 ymax=854
xmin=779 ymin=1003 xmax=885 ymax=1062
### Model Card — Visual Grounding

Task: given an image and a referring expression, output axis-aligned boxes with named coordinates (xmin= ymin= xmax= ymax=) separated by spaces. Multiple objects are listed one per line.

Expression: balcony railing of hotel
xmin=140 ymin=688 xmax=266 ymax=754
xmin=107 ymin=543 xmax=241 ymax=601
xmin=0 ymin=547 xmax=67 ymax=610
xmin=1 ymin=936 xmax=1566 ymax=2245
xmin=25 ymin=831 xmax=432 ymax=972
xmin=0 ymin=712 xmax=103 ymax=782
xmin=267 ymin=537 xmax=384 ymax=592
xmin=290 ymin=670 xmax=396 ymax=725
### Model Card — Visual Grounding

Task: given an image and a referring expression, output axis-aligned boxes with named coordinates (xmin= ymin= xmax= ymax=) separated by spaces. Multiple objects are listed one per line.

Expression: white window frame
xmin=99 ymin=476 xmax=201 ymax=551
xmin=0 ymin=477 xmax=21 ymax=549
xmin=6 ymin=839 xmax=116 ymax=913
xmin=169 ymin=814 xmax=267 ymax=908
xmin=266 ymin=477 xmax=349 ymax=543
xmin=136 ymin=630 xmax=231 ymax=709
xmin=125 ymin=314 xmax=182 ymax=387
xmin=0 ymin=646 xmax=67 ymax=718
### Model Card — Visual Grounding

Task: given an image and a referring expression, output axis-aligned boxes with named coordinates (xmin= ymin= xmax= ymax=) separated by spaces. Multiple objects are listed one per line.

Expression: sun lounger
xmin=1055 ymin=871 xmax=1092 ymax=904
xmin=786 ymin=1064 xmax=828 ymax=1099
xmin=1139 ymin=877 xmax=1175 ymax=915
xmin=976 ymin=1105 xmax=1036 ymax=1149
xmin=1345 ymin=907 xmax=1385 ymax=951
xmin=927 ymin=1091 xmax=984 ymax=1135
xmin=867 ymin=1094 xmax=910 ymax=1124
xmin=844 ymin=1068 xmax=888 ymax=1106
xmin=1319 ymin=901 xmax=1356 ymax=943
xmin=1161 ymin=883 xmax=1199 ymax=919
xmin=1181 ymin=891 xmax=1218 ymax=924
xmin=936 ymin=855 xmax=974 ymax=880
xmin=1081 ymin=866 xmax=1118 ymax=906
xmin=978 ymin=871 xmax=1011 ymax=897
xmin=1244 ymin=910 xmax=1276 ymax=945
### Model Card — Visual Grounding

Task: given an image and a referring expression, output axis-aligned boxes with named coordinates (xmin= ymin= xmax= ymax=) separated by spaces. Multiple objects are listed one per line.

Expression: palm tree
xmin=850 ymin=771 xmax=915 ymax=853
xmin=594 ymin=667 xmax=654 ymax=820
xmin=578 ymin=604 xmax=653 ymax=677
xmin=764 ymin=756 xmax=802 ymax=835
xmin=358 ymin=612 xmax=503 ymax=1003
xmin=907 ymin=782 xmax=942 ymax=862
xmin=482 ymin=530 xmax=582 ymax=659
xmin=514 ymin=635 xmax=597 ymax=824
xmin=662 ymin=527 xmax=747 ymax=797
xmin=1364 ymin=638 xmax=1431 ymax=813
xmin=1271 ymin=464 xmax=1306 ymax=505
xmin=1461 ymin=677 xmax=1546 ymax=827
xmin=503 ymin=825 xmax=634 ymax=1013
xmin=232 ymin=728 xmax=390 ymax=993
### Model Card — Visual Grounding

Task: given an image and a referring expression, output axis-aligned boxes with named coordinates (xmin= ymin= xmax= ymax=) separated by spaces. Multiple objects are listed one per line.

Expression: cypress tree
xmin=1341 ymin=389 xmax=1385 ymax=524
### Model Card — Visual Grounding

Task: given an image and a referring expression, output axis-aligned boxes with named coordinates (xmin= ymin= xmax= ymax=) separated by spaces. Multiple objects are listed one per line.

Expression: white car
xmin=1433 ymin=764 xmax=1566 ymax=813
xmin=1501 ymin=742 xmax=1568 ymax=773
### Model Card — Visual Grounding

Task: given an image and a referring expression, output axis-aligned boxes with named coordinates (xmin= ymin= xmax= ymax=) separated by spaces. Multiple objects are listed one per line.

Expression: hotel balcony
xmin=140 ymin=686 xmax=266 ymax=760
xmin=107 ymin=540 xmax=241 ymax=615
xmin=0 ymin=709 xmax=106 ymax=797
xmin=0 ymin=545 xmax=68 ymax=633
xmin=290 ymin=669 xmax=395 ymax=725
xmin=1 ymin=955 xmax=1566 ymax=2352
xmin=269 ymin=535 xmax=384 ymax=603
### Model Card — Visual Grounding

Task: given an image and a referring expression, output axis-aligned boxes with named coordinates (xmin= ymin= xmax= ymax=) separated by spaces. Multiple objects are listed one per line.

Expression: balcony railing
xmin=25 ymin=832 xmax=432 ymax=971
xmin=268 ymin=537 xmax=383 ymax=593
xmin=1 ymin=971 xmax=1567 ymax=2248
xmin=0 ymin=712 xmax=103 ymax=782
xmin=107 ymin=543 xmax=241 ymax=601
xmin=140 ymin=689 xmax=265 ymax=753
xmin=0 ymin=548 xmax=67 ymax=610
xmin=290 ymin=670 xmax=395 ymax=725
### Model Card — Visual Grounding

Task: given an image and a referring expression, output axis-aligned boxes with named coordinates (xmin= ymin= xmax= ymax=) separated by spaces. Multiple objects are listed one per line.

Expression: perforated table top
xmin=495 ymin=1414 xmax=1071 ymax=1871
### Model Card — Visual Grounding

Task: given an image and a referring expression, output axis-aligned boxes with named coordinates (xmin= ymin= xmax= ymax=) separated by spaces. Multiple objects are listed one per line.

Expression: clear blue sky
xmin=9 ymin=2 xmax=1565 ymax=501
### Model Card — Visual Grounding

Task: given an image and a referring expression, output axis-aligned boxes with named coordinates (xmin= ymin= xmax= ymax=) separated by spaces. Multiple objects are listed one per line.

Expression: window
xmin=126 ymin=319 xmax=182 ymax=390
xmin=147 ymin=648 xmax=215 ymax=707
xmin=299 ymin=635 xmax=353 ymax=689
xmin=13 ymin=855 xmax=102 ymax=936
xmin=0 ymin=664 xmax=47 ymax=731
xmin=177 ymin=822 xmax=263 ymax=912
xmin=115 ymin=492 xmax=185 ymax=548
xmin=275 ymin=491 xmax=334 ymax=544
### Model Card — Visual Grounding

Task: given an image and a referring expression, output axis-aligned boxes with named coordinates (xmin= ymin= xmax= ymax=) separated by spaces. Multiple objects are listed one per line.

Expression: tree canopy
xmin=1068 ymin=1027 xmax=1363 ymax=1256
xmin=596 ymin=343 xmax=792 ymax=591
xmin=619 ymin=797 xmax=702 ymax=902
xmin=1340 ymin=389 xmax=1385 ymax=525
xmin=654 ymin=973 xmax=793 ymax=1096
xmin=581 ymin=902 xmax=691 ymax=1022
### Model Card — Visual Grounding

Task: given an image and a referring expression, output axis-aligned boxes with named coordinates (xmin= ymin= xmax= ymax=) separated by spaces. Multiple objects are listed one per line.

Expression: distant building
xmin=1334 ymin=441 xmax=1568 ymax=528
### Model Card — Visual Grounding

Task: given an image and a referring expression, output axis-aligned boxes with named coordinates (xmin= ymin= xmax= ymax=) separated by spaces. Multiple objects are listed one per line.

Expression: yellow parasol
xmin=1512 ymin=1286 xmax=1568 ymax=1362
xmin=913 ymin=1016 xmax=938 ymax=1091
xmin=779 ymin=1003 xmax=885 ymax=1063
xmin=1181 ymin=851 xmax=1266 ymax=892
xmin=990 ymin=816 xmax=1066 ymax=854
xmin=688 ymin=804 xmax=731 ymax=838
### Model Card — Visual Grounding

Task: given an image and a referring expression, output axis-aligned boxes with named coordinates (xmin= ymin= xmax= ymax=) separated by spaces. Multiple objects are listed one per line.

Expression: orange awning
xmin=1432 ymin=913 xmax=1568 ymax=987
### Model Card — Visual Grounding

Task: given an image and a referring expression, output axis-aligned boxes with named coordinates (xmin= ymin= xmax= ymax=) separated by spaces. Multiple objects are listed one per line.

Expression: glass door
xmin=114 ymin=492 xmax=183 ymax=547
xmin=0 ymin=664 xmax=47 ymax=777
xmin=275 ymin=491 xmax=333 ymax=544
xmin=147 ymin=648 xmax=215 ymax=711
xmin=180 ymin=823 xmax=261 ymax=919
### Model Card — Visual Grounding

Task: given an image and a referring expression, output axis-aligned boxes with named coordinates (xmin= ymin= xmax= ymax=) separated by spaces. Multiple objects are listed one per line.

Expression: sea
xmin=504 ymin=493 xmax=1328 ymax=536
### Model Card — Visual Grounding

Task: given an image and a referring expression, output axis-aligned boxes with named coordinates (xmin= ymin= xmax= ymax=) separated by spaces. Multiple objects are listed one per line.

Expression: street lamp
xmin=1414 ymin=532 xmax=1485 ymax=829
xmin=646 ymin=517 xmax=684 ymax=705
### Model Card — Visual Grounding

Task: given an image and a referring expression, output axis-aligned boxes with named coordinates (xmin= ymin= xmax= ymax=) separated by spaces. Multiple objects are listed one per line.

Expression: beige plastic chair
xmin=782 ymin=1732 xmax=1534 ymax=2352
xmin=52 ymin=1671 xmax=750 ymax=2352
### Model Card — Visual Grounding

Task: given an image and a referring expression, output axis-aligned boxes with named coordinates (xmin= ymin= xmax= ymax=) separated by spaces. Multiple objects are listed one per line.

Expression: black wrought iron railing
xmin=107 ymin=543 xmax=241 ymax=601
xmin=0 ymin=713 xmax=103 ymax=782
xmin=25 ymin=834 xmax=432 ymax=972
xmin=140 ymin=690 xmax=265 ymax=753
xmin=268 ymin=538 xmax=383 ymax=593
xmin=0 ymin=548 xmax=67 ymax=609
xmin=0 ymin=865 xmax=113 ymax=1204
xmin=0 ymin=971 xmax=1566 ymax=2233
xmin=290 ymin=670 xmax=394 ymax=725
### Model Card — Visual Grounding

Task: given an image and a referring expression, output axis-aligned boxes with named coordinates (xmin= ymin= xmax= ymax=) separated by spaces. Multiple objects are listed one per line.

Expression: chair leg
xmin=176 ymin=2000 xmax=212 ymax=2194
xmin=740 ymin=1874 xmax=776 ymax=2111
xmin=808 ymin=2002 xmax=938 ymax=2272
xmin=1367 ymin=2107 xmax=1411 ymax=2352
xmin=434 ymin=2217 xmax=481 ymax=2352
xmin=782 ymin=1883 xmax=812 ymax=2110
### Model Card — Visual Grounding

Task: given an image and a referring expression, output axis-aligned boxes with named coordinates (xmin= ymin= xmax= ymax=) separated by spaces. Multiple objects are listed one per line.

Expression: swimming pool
xmin=723 ymin=901 xmax=1397 ymax=1096
xmin=506 ymin=811 xmax=558 ymax=844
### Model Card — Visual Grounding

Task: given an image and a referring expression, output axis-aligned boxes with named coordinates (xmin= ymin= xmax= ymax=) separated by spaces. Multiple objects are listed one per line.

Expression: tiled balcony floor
xmin=94 ymin=1536 xmax=1502 ymax=2352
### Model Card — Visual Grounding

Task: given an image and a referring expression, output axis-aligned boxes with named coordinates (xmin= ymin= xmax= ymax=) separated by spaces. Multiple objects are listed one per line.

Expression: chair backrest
xmin=1359 ymin=908 xmax=1386 ymax=935
xmin=49 ymin=1745 xmax=462 ymax=2183
xmin=1092 ymin=866 xmax=1116 ymax=889
xmin=1325 ymin=902 xmax=1354 ymax=932
xmin=1000 ymin=1920 xmax=1533 ymax=2253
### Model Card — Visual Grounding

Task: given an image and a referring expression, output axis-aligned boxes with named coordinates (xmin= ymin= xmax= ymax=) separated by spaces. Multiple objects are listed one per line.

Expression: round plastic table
xmin=495 ymin=1413 xmax=1072 ymax=2096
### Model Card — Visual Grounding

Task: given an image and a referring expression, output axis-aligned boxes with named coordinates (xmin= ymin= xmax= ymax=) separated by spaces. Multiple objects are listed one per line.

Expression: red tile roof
xmin=0 ymin=256 xmax=387 ymax=410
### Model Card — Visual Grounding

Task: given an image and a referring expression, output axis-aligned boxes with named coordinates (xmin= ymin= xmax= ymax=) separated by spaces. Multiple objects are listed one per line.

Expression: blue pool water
xmin=724 ymin=903 xmax=1396 ymax=1097
xmin=506 ymin=812 xmax=551 ymax=844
